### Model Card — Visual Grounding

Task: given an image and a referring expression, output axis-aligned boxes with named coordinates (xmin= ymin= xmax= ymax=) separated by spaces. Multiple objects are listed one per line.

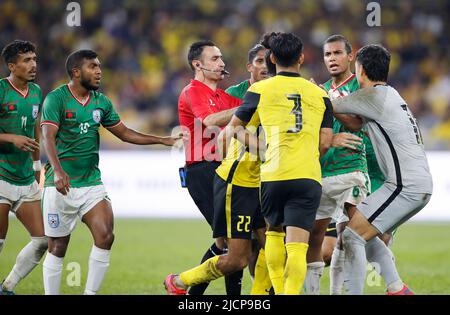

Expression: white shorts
xmin=0 ymin=180 xmax=41 ymax=213
xmin=43 ymin=185 xmax=110 ymax=237
xmin=357 ymin=184 xmax=431 ymax=234
xmin=316 ymin=171 xmax=370 ymax=220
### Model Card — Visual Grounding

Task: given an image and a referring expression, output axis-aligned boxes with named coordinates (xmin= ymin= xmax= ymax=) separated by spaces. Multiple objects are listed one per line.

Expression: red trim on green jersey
xmin=104 ymin=120 xmax=122 ymax=129
xmin=330 ymin=73 xmax=356 ymax=91
xmin=40 ymin=120 xmax=59 ymax=128
xmin=0 ymin=159 xmax=20 ymax=165
xmin=6 ymin=78 xmax=29 ymax=98
xmin=66 ymin=84 xmax=90 ymax=107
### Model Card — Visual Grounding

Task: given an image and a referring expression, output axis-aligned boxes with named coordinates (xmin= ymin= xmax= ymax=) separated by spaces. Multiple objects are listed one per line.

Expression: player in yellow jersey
xmin=226 ymin=32 xmax=333 ymax=295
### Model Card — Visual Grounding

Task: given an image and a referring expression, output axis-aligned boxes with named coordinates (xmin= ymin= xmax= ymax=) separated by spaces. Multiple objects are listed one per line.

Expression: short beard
xmin=80 ymin=76 xmax=99 ymax=91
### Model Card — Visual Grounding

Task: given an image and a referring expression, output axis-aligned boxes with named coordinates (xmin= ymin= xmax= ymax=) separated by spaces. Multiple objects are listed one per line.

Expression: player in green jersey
xmin=304 ymin=34 xmax=368 ymax=295
xmin=40 ymin=50 xmax=183 ymax=295
xmin=0 ymin=40 xmax=48 ymax=295
xmin=308 ymin=35 xmax=403 ymax=295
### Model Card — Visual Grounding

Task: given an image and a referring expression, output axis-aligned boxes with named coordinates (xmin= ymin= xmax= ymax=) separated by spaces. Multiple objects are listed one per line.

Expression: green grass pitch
xmin=1 ymin=218 xmax=449 ymax=295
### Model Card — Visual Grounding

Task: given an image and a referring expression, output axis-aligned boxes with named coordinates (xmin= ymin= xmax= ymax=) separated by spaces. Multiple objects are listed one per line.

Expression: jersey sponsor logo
xmin=32 ymin=105 xmax=39 ymax=119
xmin=92 ymin=109 xmax=102 ymax=123
xmin=48 ymin=214 xmax=60 ymax=228
xmin=65 ymin=110 xmax=77 ymax=120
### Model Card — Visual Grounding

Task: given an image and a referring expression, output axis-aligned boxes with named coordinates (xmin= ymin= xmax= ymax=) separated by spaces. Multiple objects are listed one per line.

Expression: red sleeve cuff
xmin=40 ymin=120 xmax=59 ymax=128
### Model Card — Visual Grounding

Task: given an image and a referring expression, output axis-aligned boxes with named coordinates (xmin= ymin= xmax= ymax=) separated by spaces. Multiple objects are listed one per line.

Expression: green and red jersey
xmin=320 ymin=74 xmax=367 ymax=177
xmin=0 ymin=78 xmax=42 ymax=185
xmin=321 ymin=74 xmax=384 ymax=192
xmin=41 ymin=84 xmax=121 ymax=188
xmin=226 ymin=80 xmax=251 ymax=100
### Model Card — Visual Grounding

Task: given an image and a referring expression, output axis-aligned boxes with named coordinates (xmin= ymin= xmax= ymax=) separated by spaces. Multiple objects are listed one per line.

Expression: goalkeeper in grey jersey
xmin=332 ymin=44 xmax=432 ymax=295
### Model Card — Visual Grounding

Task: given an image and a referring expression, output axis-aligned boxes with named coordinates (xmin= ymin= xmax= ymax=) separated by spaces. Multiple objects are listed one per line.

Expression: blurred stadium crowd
xmin=0 ymin=0 xmax=449 ymax=149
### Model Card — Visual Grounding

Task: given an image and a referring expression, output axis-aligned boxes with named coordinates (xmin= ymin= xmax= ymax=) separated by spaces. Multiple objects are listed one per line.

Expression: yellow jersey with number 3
xmin=235 ymin=72 xmax=333 ymax=183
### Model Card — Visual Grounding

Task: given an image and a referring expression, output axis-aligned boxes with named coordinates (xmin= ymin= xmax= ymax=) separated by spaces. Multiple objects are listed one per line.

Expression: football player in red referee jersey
xmin=176 ymin=40 xmax=242 ymax=295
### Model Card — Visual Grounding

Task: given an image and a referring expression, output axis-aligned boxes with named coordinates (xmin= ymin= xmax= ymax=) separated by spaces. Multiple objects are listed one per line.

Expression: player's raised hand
xmin=160 ymin=132 xmax=187 ymax=146
xmin=11 ymin=135 xmax=40 ymax=152
xmin=332 ymin=132 xmax=363 ymax=150
xmin=310 ymin=77 xmax=325 ymax=90
xmin=54 ymin=168 xmax=71 ymax=195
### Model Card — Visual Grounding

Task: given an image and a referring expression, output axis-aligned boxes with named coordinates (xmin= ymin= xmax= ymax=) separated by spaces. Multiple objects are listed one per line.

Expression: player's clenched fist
xmin=54 ymin=168 xmax=71 ymax=195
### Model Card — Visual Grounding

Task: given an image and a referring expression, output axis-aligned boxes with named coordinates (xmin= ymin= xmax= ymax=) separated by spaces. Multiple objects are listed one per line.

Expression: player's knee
xmin=234 ymin=255 xmax=249 ymax=271
xmin=49 ymin=238 xmax=69 ymax=257
xmin=224 ymin=255 xmax=248 ymax=273
xmin=96 ymin=231 xmax=114 ymax=249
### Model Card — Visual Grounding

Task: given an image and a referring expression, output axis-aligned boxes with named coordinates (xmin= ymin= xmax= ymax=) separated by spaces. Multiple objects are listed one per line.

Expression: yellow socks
xmin=179 ymin=255 xmax=224 ymax=287
xmin=265 ymin=231 xmax=286 ymax=295
xmin=284 ymin=242 xmax=309 ymax=295
xmin=250 ymin=248 xmax=272 ymax=295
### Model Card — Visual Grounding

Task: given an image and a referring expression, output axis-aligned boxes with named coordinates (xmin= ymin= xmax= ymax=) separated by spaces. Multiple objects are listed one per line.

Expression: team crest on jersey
xmin=32 ymin=105 xmax=39 ymax=119
xmin=4 ymin=102 xmax=17 ymax=113
xmin=92 ymin=109 xmax=102 ymax=123
xmin=65 ymin=110 xmax=77 ymax=120
xmin=48 ymin=214 xmax=60 ymax=228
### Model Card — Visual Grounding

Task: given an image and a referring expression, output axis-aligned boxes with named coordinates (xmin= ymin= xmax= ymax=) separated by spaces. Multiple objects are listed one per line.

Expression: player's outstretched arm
xmin=218 ymin=115 xmax=262 ymax=159
xmin=203 ymin=107 xmax=238 ymax=127
xmin=42 ymin=124 xmax=70 ymax=195
xmin=334 ymin=113 xmax=363 ymax=132
xmin=107 ymin=122 xmax=184 ymax=146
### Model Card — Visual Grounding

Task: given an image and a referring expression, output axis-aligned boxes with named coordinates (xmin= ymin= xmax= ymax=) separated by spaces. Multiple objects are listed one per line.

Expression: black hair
xmin=248 ymin=44 xmax=266 ymax=64
xmin=324 ymin=34 xmax=352 ymax=54
xmin=356 ymin=44 xmax=391 ymax=82
xmin=260 ymin=32 xmax=303 ymax=68
xmin=264 ymin=49 xmax=276 ymax=76
xmin=187 ymin=40 xmax=216 ymax=71
xmin=1 ymin=40 xmax=36 ymax=64
xmin=65 ymin=50 xmax=98 ymax=78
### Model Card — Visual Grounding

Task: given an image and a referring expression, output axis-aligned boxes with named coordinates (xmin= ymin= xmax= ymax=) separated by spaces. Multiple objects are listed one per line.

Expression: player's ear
xmin=7 ymin=62 xmax=15 ymax=73
xmin=246 ymin=62 xmax=253 ymax=73
xmin=193 ymin=60 xmax=200 ymax=70
xmin=348 ymin=51 xmax=354 ymax=62
xmin=269 ymin=53 xmax=276 ymax=65
xmin=299 ymin=53 xmax=305 ymax=66
xmin=72 ymin=68 xmax=79 ymax=79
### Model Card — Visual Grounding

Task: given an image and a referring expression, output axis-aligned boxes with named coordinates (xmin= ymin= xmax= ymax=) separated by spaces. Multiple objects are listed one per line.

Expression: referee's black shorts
xmin=186 ymin=161 xmax=220 ymax=227
xmin=260 ymin=178 xmax=322 ymax=232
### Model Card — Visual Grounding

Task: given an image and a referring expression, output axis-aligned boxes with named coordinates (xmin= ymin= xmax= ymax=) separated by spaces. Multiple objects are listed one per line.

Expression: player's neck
xmin=68 ymin=81 xmax=90 ymax=99
xmin=276 ymin=65 xmax=299 ymax=75
xmin=194 ymin=75 xmax=218 ymax=92
xmin=362 ymin=80 xmax=387 ymax=88
xmin=7 ymin=75 xmax=28 ymax=92
xmin=331 ymin=70 xmax=353 ymax=87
